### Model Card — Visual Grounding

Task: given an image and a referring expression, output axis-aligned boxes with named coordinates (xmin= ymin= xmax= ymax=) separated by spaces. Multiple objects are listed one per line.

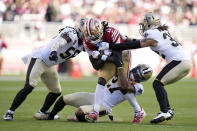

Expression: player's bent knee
xmin=153 ymin=80 xmax=164 ymax=89
xmin=98 ymin=77 xmax=107 ymax=86
xmin=62 ymin=95 xmax=75 ymax=105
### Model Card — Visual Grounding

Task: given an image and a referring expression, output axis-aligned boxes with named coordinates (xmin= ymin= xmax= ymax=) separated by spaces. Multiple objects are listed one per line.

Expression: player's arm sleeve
xmin=89 ymin=56 xmax=106 ymax=70
xmin=109 ymin=39 xmax=141 ymax=50
xmin=51 ymin=32 xmax=72 ymax=51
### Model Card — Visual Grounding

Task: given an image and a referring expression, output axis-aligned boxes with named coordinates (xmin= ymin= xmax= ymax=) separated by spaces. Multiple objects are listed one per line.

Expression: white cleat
xmin=150 ymin=111 xmax=172 ymax=124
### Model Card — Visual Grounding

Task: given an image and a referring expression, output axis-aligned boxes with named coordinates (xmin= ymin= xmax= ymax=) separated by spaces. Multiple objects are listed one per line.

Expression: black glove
xmin=107 ymin=50 xmax=123 ymax=68
xmin=49 ymin=51 xmax=58 ymax=62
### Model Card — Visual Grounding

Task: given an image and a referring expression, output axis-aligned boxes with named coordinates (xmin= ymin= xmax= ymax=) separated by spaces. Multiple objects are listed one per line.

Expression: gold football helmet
xmin=139 ymin=12 xmax=160 ymax=34
xmin=83 ymin=18 xmax=103 ymax=44
xmin=75 ymin=18 xmax=87 ymax=39
xmin=129 ymin=64 xmax=153 ymax=82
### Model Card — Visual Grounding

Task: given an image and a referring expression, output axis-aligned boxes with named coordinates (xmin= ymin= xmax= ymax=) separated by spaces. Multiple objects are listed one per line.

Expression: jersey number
xmin=60 ymin=47 xmax=81 ymax=59
xmin=163 ymin=33 xmax=180 ymax=47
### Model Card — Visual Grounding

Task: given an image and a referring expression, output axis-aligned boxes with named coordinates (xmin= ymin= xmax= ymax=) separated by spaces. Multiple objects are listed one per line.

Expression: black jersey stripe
xmin=25 ymin=58 xmax=37 ymax=85
xmin=156 ymin=60 xmax=181 ymax=81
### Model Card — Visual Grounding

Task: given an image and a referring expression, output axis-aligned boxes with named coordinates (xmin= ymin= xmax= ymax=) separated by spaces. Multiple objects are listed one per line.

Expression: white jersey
xmin=102 ymin=79 xmax=143 ymax=113
xmin=24 ymin=27 xmax=84 ymax=67
xmin=144 ymin=28 xmax=189 ymax=62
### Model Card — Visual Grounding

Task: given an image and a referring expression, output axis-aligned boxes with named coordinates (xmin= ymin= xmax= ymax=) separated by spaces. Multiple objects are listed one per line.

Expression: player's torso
xmin=144 ymin=29 xmax=189 ymax=62
xmin=40 ymin=27 xmax=83 ymax=66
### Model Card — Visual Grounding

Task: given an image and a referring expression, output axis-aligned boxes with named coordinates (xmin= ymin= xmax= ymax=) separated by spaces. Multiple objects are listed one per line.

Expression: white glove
xmin=134 ymin=83 xmax=144 ymax=96
xmin=104 ymin=49 xmax=112 ymax=56
xmin=91 ymin=51 xmax=100 ymax=59
xmin=97 ymin=42 xmax=109 ymax=51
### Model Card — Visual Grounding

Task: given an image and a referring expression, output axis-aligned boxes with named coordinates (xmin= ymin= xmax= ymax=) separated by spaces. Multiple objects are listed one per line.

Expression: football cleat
xmin=166 ymin=109 xmax=174 ymax=120
xmin=3 ymin=112 xmax=13 ymax=121
xmin=85 ymin=111 xmax=98 ymax=122
xmin=150 ymin=111 xmax=173 ymax=124
xmin=132 ymin=108 xmax=146 ymax=123
xmin=34 ymin=111 xmax=60 ymax=120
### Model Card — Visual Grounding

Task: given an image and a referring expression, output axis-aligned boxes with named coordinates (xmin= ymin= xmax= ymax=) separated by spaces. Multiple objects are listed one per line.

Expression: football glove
xmin=91 ymin=51 xmax=100 ymax=59
xmin=49 ymin=51 xmax=58 ymax=62
xmin=97 ymin=42 xmax=109 ymax=51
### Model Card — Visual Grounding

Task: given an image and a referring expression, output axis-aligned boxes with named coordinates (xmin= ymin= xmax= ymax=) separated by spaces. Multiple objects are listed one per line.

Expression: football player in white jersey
xmin=45 ymin=64 xmax=152 ymax=123
xmin=98 ymin=12 xmax=192 ymax=124
xmin=3 ymin=18 xmax=86 ymax=121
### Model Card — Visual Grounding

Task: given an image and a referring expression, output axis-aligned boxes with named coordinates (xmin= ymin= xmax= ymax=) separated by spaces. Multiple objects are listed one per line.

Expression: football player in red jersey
xmin=82 ymin=18 xmax=134 ymax=122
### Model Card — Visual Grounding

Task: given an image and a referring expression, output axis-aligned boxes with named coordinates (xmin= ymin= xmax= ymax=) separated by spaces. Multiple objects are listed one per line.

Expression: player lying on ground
xmin=45 ymin=64 xmax=152 ymax=123
xmin=98 ymin=12 xmax=192 ymax=124
xmin=82 ymin=18 xmax=135 ymax=122
xmin=3 ymin=18 xmax=86 ymax=121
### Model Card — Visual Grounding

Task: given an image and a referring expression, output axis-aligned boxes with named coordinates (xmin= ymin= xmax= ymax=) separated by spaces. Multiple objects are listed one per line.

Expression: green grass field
xmin=0 ymin=76 xmax=197 ymax=131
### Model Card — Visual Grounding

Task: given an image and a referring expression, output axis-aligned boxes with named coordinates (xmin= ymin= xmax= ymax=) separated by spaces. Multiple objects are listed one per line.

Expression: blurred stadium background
xmin=0 ymin=0 xmax=197 ymax=78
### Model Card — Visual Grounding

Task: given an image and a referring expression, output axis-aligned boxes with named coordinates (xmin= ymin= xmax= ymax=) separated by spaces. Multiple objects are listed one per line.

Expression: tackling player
xmin=46 ymin=63 xmax=153 ymax=123
xmin=98 ymin=12 xmax=192 ymax=124
xmin=3 ymin=18 xmax=86 ymax=121
xmin=82 ymin=18 xmax=134 ymax=122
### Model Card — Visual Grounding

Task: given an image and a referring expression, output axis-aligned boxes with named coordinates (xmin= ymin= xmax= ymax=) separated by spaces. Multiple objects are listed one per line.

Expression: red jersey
xmin=83 ymin=27 xmax=126 ymax=54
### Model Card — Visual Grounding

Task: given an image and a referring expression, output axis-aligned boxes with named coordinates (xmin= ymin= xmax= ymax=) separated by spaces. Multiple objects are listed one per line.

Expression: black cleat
xmin=3 ymin=112 xmax=13 ymax=121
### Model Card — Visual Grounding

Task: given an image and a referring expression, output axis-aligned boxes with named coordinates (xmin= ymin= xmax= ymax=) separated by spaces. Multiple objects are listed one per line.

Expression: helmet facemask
xmin=75 ymin=18 xmax=86 ymax=39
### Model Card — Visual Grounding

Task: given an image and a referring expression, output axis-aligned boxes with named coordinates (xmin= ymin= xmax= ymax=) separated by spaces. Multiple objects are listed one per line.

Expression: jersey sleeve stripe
xmin=112 ymin=30 xmax=118 ymax=38
xmin=112 ymin=32 xmax=120 ymax=43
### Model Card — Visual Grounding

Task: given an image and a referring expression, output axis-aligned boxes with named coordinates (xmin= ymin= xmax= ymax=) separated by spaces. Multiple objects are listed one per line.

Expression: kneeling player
xmin=47 ymin=64 xmax=152 ymax=123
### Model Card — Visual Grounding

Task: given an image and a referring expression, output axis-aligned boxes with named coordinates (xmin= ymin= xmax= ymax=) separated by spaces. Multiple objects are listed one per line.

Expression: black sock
xmin=153 ymin=80 xmax=169 ymax=113
xmin=48 ymin=96 xmax=66 ymax=120
xmin=10 ymin=84 xmax=34 ymax=111
xmin=40 ymin=92 xmax=61 ymax=113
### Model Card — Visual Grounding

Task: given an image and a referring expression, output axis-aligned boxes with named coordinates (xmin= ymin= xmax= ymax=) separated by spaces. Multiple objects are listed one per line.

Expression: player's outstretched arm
xmin=98 ymin=38 xmax=157 ymax=51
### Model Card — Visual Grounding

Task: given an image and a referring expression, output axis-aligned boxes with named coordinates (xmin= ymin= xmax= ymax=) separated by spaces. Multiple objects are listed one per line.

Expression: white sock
xmin=93 ymin=84 xmax=105 ymax=113
xmin=125 ymin=93 xmax=141 ymax=112
xmin=8 ymin=110 xmax=14 ymax=114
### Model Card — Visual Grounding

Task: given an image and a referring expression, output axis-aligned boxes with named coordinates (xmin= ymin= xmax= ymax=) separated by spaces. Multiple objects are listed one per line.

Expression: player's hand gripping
xmin=49 ymin=51 xmax=58 ymax=62
xmin=97 ymin=42 xmax=109 ymax=51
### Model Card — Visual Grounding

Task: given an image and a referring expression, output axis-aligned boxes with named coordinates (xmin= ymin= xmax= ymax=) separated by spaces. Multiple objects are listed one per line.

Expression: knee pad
xmin=98 ymin=77 xmax=107 ymax=86
xmin=153 ymin=80 xmax=164 ymax=89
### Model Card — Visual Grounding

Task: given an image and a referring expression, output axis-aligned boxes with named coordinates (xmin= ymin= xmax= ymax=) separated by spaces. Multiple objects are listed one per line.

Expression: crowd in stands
xmin=0 ymin=0 xmax=196 ymax=26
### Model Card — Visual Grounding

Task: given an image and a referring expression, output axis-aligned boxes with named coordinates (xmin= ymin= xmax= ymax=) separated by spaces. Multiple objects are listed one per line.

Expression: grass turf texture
xmin=0 ymin=76 xmax=197 ymax=131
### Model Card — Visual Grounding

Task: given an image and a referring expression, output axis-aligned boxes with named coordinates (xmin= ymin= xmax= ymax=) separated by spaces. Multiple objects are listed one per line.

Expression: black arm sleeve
xmin=109 ymin=39 xmax=141 ymax=50
xmin=89 ymin=56 xmax=105 ymax=70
